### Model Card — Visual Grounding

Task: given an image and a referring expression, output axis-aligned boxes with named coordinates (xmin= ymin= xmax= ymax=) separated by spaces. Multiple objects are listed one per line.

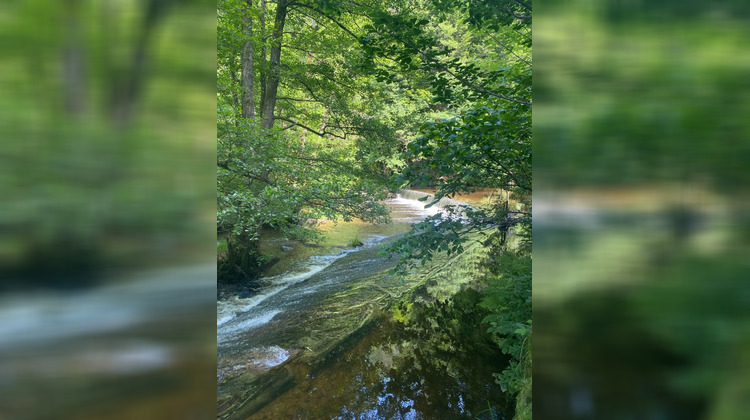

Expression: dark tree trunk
xmin=109 ymin=0 xmax=172 ymax=127
xmin=261 ymin=0 xmax=288 ymax=129
xmin=222 ymin=232 xmax=259 ymax=283
xmin=241 ymin=0 xmax=256 ymax=120
xmin=62 ymin=0 xmax=85 ymax=117
xmin=259 ymin=0 xmax=267 ymax=118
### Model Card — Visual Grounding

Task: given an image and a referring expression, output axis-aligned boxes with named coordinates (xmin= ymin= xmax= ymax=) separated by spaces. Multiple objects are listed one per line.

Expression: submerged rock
xmin=238 ymin=290 xmax=254 ymax=299
xmin=281 ymin=246 xmax=293 ymax=252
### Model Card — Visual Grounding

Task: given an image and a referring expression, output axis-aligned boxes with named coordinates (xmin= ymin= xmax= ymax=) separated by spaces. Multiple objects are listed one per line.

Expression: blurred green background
xmin=0 ymin=0 xmax=216 ymax=286
xmin=0 ymin=0 xmax=216 ymax=418
xmin=534 ymin=1 xmax=750 ymax=419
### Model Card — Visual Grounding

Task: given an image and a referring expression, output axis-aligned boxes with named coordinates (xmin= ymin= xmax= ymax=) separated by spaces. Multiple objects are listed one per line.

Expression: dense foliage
xmin=217 ymin=0 xmax=533 ymax=417
xmin=363 ymin=0 xmax=533 ymax=417
xmin=372 ymin=0 xmax=532 ymax=270
xmin=481 ymin=251 xmax=532 ymax=416
xmin=217 ymin=0 xmax=401 ymax=282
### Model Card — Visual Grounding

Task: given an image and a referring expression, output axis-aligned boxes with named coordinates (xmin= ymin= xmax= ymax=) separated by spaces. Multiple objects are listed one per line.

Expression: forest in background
xmin=3 ymin=0 xmax=747 ymax=418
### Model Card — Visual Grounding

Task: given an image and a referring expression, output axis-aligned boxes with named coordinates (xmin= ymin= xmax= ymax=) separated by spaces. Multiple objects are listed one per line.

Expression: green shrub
xmin=481 ymin=252 xmax=532 ymax=400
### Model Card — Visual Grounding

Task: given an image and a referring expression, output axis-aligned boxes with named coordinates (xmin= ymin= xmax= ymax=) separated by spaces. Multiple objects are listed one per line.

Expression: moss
xmin=391 ymin=301 xmax=413 ymax=324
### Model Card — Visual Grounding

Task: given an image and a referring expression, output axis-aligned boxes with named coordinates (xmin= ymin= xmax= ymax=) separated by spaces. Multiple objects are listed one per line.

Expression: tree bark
xmin=261 ymin=0 xmax=288 ymax=129
xmin=62 ymin=0 xmax=85 ymax=117
xmin=109 ymin=0 xmax=172 ymax=127
xmin=320 ymin=103 xmax=330 ymax=133
xmin=241 ymin=0 xmax=256 ymax=120
xmin=259 ymin=0 xmax=268 ymax=117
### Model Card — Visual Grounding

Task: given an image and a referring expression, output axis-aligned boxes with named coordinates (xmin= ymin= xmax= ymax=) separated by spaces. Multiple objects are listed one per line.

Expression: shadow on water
xmin=251 ymin=316 xmax=511 ymax=420
xmin=217 ymin=192 xmax=512 ymax=419
xmin=534 ymin=288 xmax=708 ymax=420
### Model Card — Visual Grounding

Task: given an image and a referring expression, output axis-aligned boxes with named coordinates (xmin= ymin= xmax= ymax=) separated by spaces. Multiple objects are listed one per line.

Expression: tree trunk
xmin=241 ymin=0 xmax=256 ymax=120
xmin=259 ymin=0 xmax=267 ymax=118
xmin=222 ymin=231 xmax=261 ymax=283
xmin=261 ymin=0 xmax=288 ymax=129
xmin=62 ymin=0 xmax=85 ymax=118
xmin=109 ymin=0 xmax=171 ymax=127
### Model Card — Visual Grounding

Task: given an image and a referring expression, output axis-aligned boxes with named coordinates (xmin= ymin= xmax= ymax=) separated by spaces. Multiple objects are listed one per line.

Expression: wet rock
xmin=238 ymin=290 xmax=255 ymax=299
xmin=281 ymin=246 xmax=293 ymax=252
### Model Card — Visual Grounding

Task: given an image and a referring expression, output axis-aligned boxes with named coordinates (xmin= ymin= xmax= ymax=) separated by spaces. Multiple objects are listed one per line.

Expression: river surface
xmin=217 ymin=193 xmax=441 ymax=336
xmin=217 ymin=191 xmax=510 ymax=419
xmin=0 ymin=264 xmax=217 ymax=419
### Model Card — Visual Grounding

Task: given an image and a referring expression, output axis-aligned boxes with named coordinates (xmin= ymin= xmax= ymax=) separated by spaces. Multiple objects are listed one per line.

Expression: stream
xmin=217 ymin=190 xmax=510 ymax=419
xmin=0 ymin=264 xmax=216 ymax=419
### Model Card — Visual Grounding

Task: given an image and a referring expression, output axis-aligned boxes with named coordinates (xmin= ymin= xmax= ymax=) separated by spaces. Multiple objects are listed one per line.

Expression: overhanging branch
xmin=434 ymin=60 xmax=531 ymax=106
xmin=514 ymin=0 xmax=532 ymax=12
xmin=275 ymin=115 xmax=347 ymax=139
xmin=288 ymin=2 xmax=359 ymax=39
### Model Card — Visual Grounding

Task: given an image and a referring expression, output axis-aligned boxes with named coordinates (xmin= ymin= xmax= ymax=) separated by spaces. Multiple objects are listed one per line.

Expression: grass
xmin=347 ymin=236 xmax=364 ymax=247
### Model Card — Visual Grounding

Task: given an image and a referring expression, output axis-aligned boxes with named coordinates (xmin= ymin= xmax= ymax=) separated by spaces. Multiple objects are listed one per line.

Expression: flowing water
xmin=217 ymin=190 xmax=509 ymax=419
xmin=0 ymin=265 xmax=217 ymax=419
xmin=217 ymin=193 xmax=442 ymax=335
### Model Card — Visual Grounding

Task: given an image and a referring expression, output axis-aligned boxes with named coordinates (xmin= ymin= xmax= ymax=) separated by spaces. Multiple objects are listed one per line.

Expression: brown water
xmin=217 ymin=191 xmax=510 ymax=419
xmin=0 ymin=265 xmax=216 ymax=419
xmin=251 ymin=318 xmax=510 ymax=419
xmin=410 ymin=187 xmax=507 ymax=205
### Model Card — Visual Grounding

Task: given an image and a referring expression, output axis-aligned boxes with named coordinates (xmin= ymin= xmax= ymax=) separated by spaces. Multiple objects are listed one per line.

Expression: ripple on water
xmin=217 ymin=249 xmax=357 ymax=327
xmin=218 ymin=309 xmax=282 ymax=342
xmin=219 ymin=346 xmax=292 ymax=382
xmin=250 ymin=345 xmax=290 ymax=368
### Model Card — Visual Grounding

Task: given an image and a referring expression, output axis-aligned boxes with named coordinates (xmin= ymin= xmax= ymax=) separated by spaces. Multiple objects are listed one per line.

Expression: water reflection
xmin=251 ymin=319 xmax=510 ymax=419
xmin=218 ymin=192 xmax=509 ymax=419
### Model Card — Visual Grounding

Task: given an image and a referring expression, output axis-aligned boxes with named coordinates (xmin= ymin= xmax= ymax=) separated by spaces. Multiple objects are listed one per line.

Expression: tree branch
xmin=289 ymin=2 xmax=359 ymax=39
xmin=277 ymin=96 xmax=322 ymax=103
xmin=487 ymin=33 xmax=531 ymax=65
xmin=218 ymin=160 xmax=274 ymax=185
xmin=275 ymin=115 xmax=347 ymax=139
xmin=504 ymin=6 xmax=531 ymax=20
xmin=514 ymin=0 xmax=532 ymax=12
xmin=434 ymin=60 xmax=531 ymax=106
xmin=481 ymin=153 xmax=531 ymax=192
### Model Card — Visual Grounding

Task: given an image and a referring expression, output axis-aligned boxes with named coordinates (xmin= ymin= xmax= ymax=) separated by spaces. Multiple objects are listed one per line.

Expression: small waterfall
xmin=396 ymin=189 xmax=470 ymax=216
xmin=217 ymin=194 xmax=451 ymax=333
